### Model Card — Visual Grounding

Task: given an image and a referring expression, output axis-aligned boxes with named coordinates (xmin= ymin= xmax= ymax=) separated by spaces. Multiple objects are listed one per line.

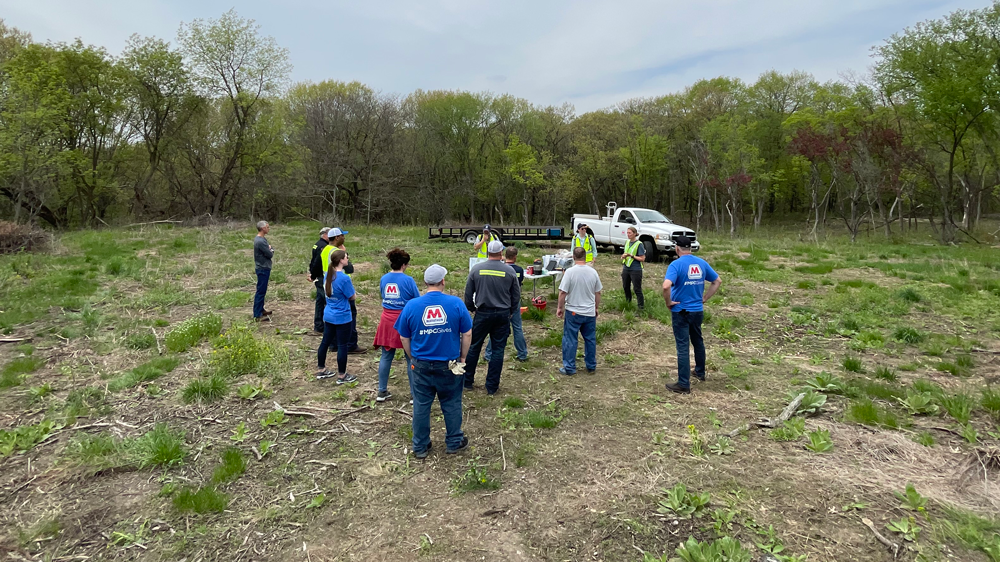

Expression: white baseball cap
xmin=487 ymin=240 xmax=504 ymax=254
xmin=329 ymin=228 xmax=348 ymax=237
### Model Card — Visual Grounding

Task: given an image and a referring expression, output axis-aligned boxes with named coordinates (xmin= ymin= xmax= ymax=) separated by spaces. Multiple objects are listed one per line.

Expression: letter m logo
xmin=422 ymin=305 xmax=447 ymax=326
xmin=687 ymin=264 xmax=703 ymax=280
xmin=384 ymin=283 xmax=399 ymax=298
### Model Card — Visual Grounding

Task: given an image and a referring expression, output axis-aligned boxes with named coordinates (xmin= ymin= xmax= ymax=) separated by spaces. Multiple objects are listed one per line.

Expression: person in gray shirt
xmin=462 ymin=240 xmax=521 ymax=395
xmin=253 ymin=221 xmax=274 ymax=321
xmin=557 ymin=247 xmax=603 ymax=375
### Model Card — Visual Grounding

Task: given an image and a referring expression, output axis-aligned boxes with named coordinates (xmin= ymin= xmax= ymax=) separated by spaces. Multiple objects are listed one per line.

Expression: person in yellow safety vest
xmin=475 ymin=225 xmax=500 ymax=259
xmin=621 ymin=226 xmax=646 ymax=311
xmin=323 ymin=228 xmax=367 ymax=354
xmin=573 ymin=223 xmax=597 ymax=266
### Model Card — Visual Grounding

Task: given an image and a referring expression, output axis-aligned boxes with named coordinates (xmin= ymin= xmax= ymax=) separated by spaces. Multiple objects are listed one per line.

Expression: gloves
xmin=448 ymin=361 xmax=466 ymax=375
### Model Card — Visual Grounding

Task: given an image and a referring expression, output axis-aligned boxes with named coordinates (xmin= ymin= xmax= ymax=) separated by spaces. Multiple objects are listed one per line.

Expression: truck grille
xmin=672 ymin=231 xmax=696 ymax=242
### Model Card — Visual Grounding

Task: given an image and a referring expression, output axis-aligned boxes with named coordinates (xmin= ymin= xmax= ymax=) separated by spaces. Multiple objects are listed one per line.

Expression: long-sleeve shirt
xmin=309 ymin=238 xmax=328 ymax=280
xmin=464 ymin=260 xmax=521 ymax=317
xmin=254 ymin=236 xmax=273 ymax=270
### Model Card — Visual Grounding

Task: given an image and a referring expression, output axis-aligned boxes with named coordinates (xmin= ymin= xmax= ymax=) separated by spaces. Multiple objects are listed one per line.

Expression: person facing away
xmin=315 ymin=250 xmax=358 ymax=385
xmin=373 ymin=248 xmax=421 ymax=403
xmin=253 ymin=221 xmax=274 ymax=321
xmin=462 ymin=240 xmax=521 ymax=395
xmin=557 ymin=247 xmax=603 ymax=375
xmin=324 ymin=227 xmax=365 ymax=354
xmin=572 ymin=223 xmax=598 ymax=266
xmin=484 ymin=245 xmax=527 ymax=363
xmin=621 ymin=226 xmax=646 ymax=311
xmin=662 ymin=236 xmax=721 ymax=394
xmin=395 ymin=264 xmax=473 ymax=459
xmin=308 ymin=226 xmax=331 ymax=333
xmin=474 ymin=224 xmax=500 ymax=259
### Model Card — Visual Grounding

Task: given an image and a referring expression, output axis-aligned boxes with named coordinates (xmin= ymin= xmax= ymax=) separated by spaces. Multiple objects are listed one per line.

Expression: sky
xmin=0 ymin=0 xmax=992 ymax=112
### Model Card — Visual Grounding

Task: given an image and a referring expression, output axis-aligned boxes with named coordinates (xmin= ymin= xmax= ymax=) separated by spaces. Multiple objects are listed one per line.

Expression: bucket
xmin=531 ymin=296 xmax=547 ymax=312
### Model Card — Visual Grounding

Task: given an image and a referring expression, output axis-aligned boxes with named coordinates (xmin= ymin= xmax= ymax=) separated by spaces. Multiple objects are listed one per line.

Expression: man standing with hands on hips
xmin=662 ymin=236 xmax=721 ymax=394
xmin=395 ymin=265 xmax=473 ymax=459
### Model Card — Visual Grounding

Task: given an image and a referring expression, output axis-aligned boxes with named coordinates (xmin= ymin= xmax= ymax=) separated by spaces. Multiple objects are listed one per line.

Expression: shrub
xmin=452 ymin=459 xmax=500 ymax=493
xmin=182 ymin=374 xmax=229 ymax=403
xmin=132 ymin=423 xmax=186 ymax=468
xmin=209 ymin=325 xmax=289 ymax=378
xmin=172 ymin=486 xmax=229 ymax=513
xmin=164 ymin=313 xmax=223 ymax=352
xmin=0 ymin=221 xmax=49 ymax=254
xmin=211 ymin=447 xmax=247 ymax=484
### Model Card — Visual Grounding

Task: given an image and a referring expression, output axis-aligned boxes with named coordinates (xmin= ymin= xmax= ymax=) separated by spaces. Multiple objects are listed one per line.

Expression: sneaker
xmin=558 ymin=367 xmax=575 ymax=376
xmin=446 ymin=436 xmax=469 ymax=454
xmin=263 ymin=309 xmax=273 ymax=316
xmin=665 ymin=382 xmax=690 ymax=394
xmin=516 ymin=356 xmax=528 ymax=362
xmin=347 ymin=346 xmax=369 ymax=355
xmin=336 ymin=374 xmax=358 ymax=385
xmin=409 ymin=399 xmax=413 ymax=405
xmin=586 ymin=368 xmax=596 ymax=374
xmin=314 ymin=369 xmax=336 ymax=380
xmin=414 ymin=441 xmax=432 ymax=459
xmin=253 ymin=316 xmax=271 ymax=323
xmin=376 ymin=390 xmax=392 ymax=402
xmin=695 ymin=372 xmax=707 ymax=382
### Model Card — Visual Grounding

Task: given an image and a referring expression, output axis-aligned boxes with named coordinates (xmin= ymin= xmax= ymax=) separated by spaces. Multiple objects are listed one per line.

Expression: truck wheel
xmin=642 ymin=239 xmax=658 ymax=262
xmin=464 ymin=231 xmax=479 ymax=244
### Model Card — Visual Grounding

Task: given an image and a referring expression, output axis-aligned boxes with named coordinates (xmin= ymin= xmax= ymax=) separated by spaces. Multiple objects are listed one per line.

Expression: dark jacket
xmin=309 ymin=238 xmax=328 ymax=281
xmin=464 ymin=260 xmax=521 ymax=317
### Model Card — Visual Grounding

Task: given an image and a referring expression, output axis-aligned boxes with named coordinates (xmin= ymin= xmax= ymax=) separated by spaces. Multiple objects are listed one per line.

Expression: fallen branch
xmin=0 ymin=337 xmax=30 ymax=344
xmin=305 ymin=460 xmax=338 ymax=468
xmin=862 ymin=517 xmax=899 ymax=559
xmin=393 ymin=408 xmax=413 ymax=418
xmin=724 ymin=393 xmax=805 ymax=438
xmin=500 ymin=435 xmax=506 ymax=471
xmin=273 ymin=401 xmax=317 ymax=418
xmin=151 ymin=327 xmax=162 ymax=355
xmin=250 ymin=446 xmax=263 ymax=461
xmin=123 ymin=219 xmax=183 ymax=228
xmin=970 ymin=348 xmax=1000 ymax=355
xmin=321 ymin=406 xmax=370 ymax=424
xmin=928 ymin=426 xmax=965 ymax=438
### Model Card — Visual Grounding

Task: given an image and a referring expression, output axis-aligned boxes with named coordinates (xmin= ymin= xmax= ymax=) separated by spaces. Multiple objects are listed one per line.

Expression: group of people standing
xmin=250 ymin=222 xmax=722 ymax=459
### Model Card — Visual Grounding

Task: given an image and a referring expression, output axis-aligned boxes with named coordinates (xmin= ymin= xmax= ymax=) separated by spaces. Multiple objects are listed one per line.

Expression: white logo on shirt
xmin=687 ymin=264 xmax=703 ymax=280
xmin=422 ymin=305 xmax=447 ymax=326
xmin=384 ymin=283 xmax=399 ymax=298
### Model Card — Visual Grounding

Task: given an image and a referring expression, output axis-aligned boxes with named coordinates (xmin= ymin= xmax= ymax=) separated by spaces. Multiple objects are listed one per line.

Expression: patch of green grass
xmin=1 ymin=356 xmax=45 ymax=388
xmin=132 ymin=423 xmax=186 ymax=468
xmin=502 ymin=397 xmax=526 ymax=409
xmin=173 ymin=486 xmax=229 ymax=513
xmin=67 ymin=433 xmax=123 ymax=468
xmin=850 ymin=330 xmax=885 ymax=350
xmin=981 ymin=388 xmax=1000 ymax=421
xmin=107 ymin=356 xmax=180 ymax=393
xmin=452 ymin=459 xmax=500 ymax=494
xmin=940 ymin=392 xmax=976 ymax=425
xmin=795 ymin=262 xmax=836 ymax=275
xmin=212 ymin=291 xmax=249 ymax=310
xmin=209 ymin=325 xmax=289 ymax=378
xmin=936 ymin=361 xmax=968 ymax=377
xmin=912 ymin=432 xmax=935 ymax=447
xmin=164 ymin=312 xmax=223 ymax=352
xmin=182 ymin=374 xmax=230 ymax=403
xmin=897 ymin=288 xmax=922 ymax=303
xmin=893 ymin=327 xmax=924 ymax=344
xmin=796 ymin=280 xmax=816 ymax=290
xmin=842 ymin=356 xmax=864 ymax=373
xmin=63 ymin=387 xmax=109 ymax=422
xmin=845 ymin=398 xmax=900 ymax=428
xmin=0 ymin=419 xmax=56 ymax=457
xmin=123 ymin=331 xmax=157 ymax=350
xmin=933 ymin=504 xmax=1000 ymax=558
xmin=595 ymin=319 xmax=624 ymax=344
xmin=711 ymin=316 xmax=744 ymax=342
xmin=526 ymin=411 xmax=559 ymax=429
xmin=211 ymin=447 xmax=247 ymax=484
xmin=874 ymin=366 xmax=898 ymax=382
xmin=846 ymin=379 xmax=905 ymax=402
xmin=534 ymin=329 xmax=562 ymax=348
xmin=523 ymin=305 xmax=547 ymax=322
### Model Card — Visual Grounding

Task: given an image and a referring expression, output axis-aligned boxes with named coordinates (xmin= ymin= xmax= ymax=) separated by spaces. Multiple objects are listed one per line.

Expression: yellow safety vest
xmin=321 ymin=245 xmax=352 ymax=277
xmin=623 ymin=239 xmax=643 ymax=269
xmin=573 ymin=235 xmax=595 ymax=262
xmin=476 ymin=233 xmax=500 ymax=259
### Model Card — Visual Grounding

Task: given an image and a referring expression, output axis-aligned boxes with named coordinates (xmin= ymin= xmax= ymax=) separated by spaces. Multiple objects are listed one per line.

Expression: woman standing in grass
xmin=316 ymin=250 xmax=357 ymax=384
xmin=329 ymin=228 xmax=366 ymax=354
xmin=373 ymin=248 xmax=420 ymax=402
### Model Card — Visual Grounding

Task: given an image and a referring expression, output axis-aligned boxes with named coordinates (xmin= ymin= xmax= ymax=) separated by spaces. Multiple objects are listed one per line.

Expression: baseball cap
xmin=424 ymin=264 xmax=447 ymax=284
xmin=319 ymin=226 xmax=331 ymax=235
xmin=675 ymin=235 xmax=693 ymax=248
xmin=487 ymin=240 xmax=504 ymax=254
xmin=577 ymin=223 xmax=588 ymax=230
xmin=483 ymin=224 xmax=491 ymax=230
xmin=329 ymin=228 xmax=348 ymax=237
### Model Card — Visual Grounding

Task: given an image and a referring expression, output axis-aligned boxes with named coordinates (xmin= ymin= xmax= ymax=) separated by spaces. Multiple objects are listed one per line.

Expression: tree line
xmin=2 ymin=5 xmax=1000 ymax=242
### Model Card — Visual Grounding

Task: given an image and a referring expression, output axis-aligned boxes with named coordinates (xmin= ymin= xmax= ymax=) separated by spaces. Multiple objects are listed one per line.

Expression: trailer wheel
xmin=464 ymin=231 xmax=479 ymax=244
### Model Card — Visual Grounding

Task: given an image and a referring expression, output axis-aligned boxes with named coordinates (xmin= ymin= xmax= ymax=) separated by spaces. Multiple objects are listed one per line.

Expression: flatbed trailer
xmin=429 ymin=225 xmax=566 ymax=245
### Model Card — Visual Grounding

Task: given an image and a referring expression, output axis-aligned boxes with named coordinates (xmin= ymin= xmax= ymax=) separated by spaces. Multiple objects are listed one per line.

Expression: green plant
xmin=874 ymin=365 xmax=898 ymax=382
xmin=108 ymin=357 xmax=180 ymax=393
xmin=231 ymin=422 xmax=247 ymax=443
xmin=1 ymin=356 xmax=45 ymax=388
xmin=960 ymin=423 xmax=979 ymax=444
xmin=132 ymin=423 xmax=186 ymax=468
xmin=210 ymin=325 xmax=289 ymax=378
xmin=261 ymin=410 xmax=287 ymax=427
xmin=842 ymin=356 xmax=863 ymax=373
xmin=940 ymin=392 xmax=976 ymax=424
xmin=211 ymin=447 xmax=247 ymax=484
xmin=912 ymin=432 xmax=935 ymax=447
xmin=673 ymin=536 xmax=752 ymax=562
xmin=805 ymin=429 xmax=834 ymax=452
xmin=845 ymin=399 xmax=892 ymax=428
xmin=164 ymin=312 xmax=222 ymax=352
xmin=712 ymin=317 xmax=744 ymax=342
xmin=452 ymin=459 xmax=500 ymax=493
xmin=804 ymin=372 xmax=843 ymax=393
xmin=897 ymin=391 xmax=939 ymax=416
xmin=887 ymin=517 xmax=921 ymax=542
xmin=28 ymin=383 xmax=53 ymax=402
xmin=656 ymin=483 xmax=711 ymax=518
xmin=502 ymin=397 xmax=525 ymax=409
xmin=0 ymin=419 xmax=57 ymax=456
xmin=687 ymin=424 xmax=704 ymax=456
xmin=595 ymin=319 xmax=624 ymax=343
xmin=770 ymin=418 xmax=805 ymax=442
xmin=709 ymin=436 xmax=734 ymax=456
xmin=982 ymin=387 xmax=1000 ymax=421
xmin=523 ymin=305 xmax=546 ymax=321
xmin=895 ymin=483 xmax=927 ymax=512
xmin=172 ymin=486 xmax=229 ymax=513
xmin=182 ymin=374 xmax=229 ymax=403
xmin=913 ymin=379 xmax=943 ymax=397
xmin=898 ymin=288 xmax=922 ymax=303
xmin=258 ymin=439 xmax=273 ymax=457
xmin=124 ymin=332 xmax=156 ymax=350
xmin=795 ymin=390 xmax=827 ymax=415
xmin=712 ymin=508 xmax=737 ymax=535
xmin=306 ymin=493 xmax=326 ymax=509
xmin=237 ymin=383 xmax=271 ymax=400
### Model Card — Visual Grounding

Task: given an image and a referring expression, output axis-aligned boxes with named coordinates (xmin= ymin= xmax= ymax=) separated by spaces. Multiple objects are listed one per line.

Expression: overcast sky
xmin=1 ymin=0 xmax=991 ymax=112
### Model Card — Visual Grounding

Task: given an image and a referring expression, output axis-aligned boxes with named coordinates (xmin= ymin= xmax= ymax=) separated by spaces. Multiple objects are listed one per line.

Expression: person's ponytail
xmin=325 ymin=250 xmax=347 ymax=297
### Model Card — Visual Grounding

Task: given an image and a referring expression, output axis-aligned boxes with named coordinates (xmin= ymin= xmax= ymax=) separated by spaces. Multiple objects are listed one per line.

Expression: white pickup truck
xmin=571 ymin=202 xmax=700 ymax=261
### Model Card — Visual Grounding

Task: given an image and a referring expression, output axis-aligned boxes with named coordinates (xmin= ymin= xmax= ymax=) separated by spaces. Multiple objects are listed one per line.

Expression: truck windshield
xmin=634 ymin=210 xmax=672 ymax=223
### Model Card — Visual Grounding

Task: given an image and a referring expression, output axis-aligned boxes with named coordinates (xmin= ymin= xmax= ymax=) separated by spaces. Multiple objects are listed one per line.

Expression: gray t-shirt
xmin=559 ymin=264 xmax=603 ymax=316
xmin=254 ymin=236 xmax=273 ymax=270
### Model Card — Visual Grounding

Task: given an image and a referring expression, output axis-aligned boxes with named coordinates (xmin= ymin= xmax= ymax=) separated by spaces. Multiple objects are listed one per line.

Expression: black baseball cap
xmin=484 ymin=224 xmax=491 ymax=230
xmin=675 ymin=236 xmax=693 ymax=248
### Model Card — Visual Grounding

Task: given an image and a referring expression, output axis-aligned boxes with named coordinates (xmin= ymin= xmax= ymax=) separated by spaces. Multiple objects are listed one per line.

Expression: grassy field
xmin=1 ymin=221 xmax=1000 ymax=561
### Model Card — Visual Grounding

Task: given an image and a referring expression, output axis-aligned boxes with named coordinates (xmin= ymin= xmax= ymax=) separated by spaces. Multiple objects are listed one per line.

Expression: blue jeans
xmin=318 ymin=322 xmax=351 ymax=374
xmin=411 ymin=359 xmax=465 ymax=453
xmin=253 ymin=268 xmax=270 ymax=318
xmin=671 ymin=310 xmax=705 ymax=388
xmin=464 ymin=308 xmax=511 ymax=394
xmin=348 ymin=299 xmax=359 ymax=350
xmin=377 ymin=347 xmax=409 ymax=393
xmin=313 ymin=280 xmax=326 ymax=332
xmin=561 ymin=312 xmax=597 ymax=373
xmin=484 ymin=309 xmax=527 ymax=362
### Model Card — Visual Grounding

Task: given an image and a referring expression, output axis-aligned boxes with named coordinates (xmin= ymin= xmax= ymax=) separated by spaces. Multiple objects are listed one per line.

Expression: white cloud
xmin=0 ymin=0 xmax=989 ymax=111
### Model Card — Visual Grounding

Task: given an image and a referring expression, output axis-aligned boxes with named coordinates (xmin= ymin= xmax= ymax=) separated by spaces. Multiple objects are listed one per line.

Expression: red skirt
xmin=373 ymin=308 xmax=404 ymax=349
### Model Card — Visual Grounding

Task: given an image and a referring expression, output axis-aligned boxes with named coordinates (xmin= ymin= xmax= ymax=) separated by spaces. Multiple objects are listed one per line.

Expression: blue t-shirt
xmin=664 ymin=255 xmax=718 ymax=312
xmin=394 ymin=291 xmax=473 ymax=362
xmin=323 ymin=271 xmax=355 ymax=325
xmin=380 ymin=272 xmax=420 ymax=310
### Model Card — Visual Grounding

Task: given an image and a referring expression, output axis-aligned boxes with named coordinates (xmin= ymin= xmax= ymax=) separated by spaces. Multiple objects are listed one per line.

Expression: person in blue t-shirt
xmin=316 ymin=250 xmax=358 ymax=385
xmin=662 ymin=236 xmax=721 ymax=394
xmin=395 ymin=264 xmax=473 ymax=459
xmin=373 ymin=248 xmax=422 ymax=403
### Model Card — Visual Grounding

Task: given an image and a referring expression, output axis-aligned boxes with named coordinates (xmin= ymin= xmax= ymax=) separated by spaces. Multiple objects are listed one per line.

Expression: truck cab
xmin=572 ymin=202 xmax=699 ymax=261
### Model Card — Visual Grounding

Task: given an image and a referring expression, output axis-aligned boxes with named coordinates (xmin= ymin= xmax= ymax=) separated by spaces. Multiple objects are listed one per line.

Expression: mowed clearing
xmin=1 ymin=223 xmax=1000 ymax=562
